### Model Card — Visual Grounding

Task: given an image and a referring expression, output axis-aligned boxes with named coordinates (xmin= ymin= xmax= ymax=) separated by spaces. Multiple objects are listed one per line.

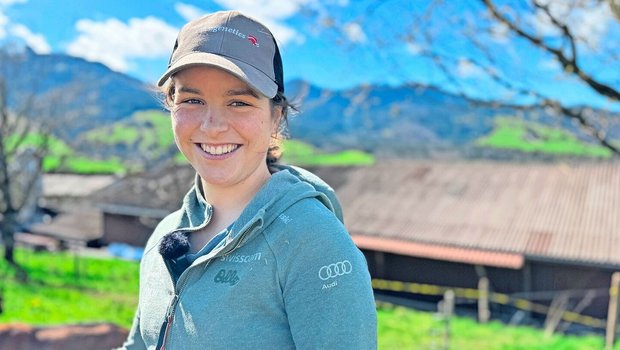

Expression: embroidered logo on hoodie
xmin=214 ymin=269 xmax=240 ymax=286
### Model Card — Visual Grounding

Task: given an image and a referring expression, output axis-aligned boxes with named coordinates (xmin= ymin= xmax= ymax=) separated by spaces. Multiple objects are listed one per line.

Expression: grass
xmin=377 ymin=304 xmax=610 ymax=349
xmin=0 ymin=248 xmax=139 ymax=327
xmin=282 ymin=139 xmax=375 ymax=166
xmin=83 ymin=110 xmax=175 ymax=153
xmin=9 ymin=125 xmax=371 ymax=175
xmin=6 ymin=132 xmax=127 ymax=174
xmin=8 ymin=110 xmax=372 ymax=175
xmin=476 ymin=116 xmax=613 ymax=158
xmin=1 ymin=248 xmax=616 ymax=349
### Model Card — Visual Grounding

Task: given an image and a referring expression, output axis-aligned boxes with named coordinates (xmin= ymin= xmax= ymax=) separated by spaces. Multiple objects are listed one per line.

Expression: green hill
xmin=476 ymin=116 xmax=613 ymax=158
xmin=12 ymin=110 xmax=373 ymax=174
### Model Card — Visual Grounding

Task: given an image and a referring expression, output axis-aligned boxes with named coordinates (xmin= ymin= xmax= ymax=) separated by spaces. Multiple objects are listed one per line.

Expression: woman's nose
xmin=200 ymin=108 xmax=228 ymax=134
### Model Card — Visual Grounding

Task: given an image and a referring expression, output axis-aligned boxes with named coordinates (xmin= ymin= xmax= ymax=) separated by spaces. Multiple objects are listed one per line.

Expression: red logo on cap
xmin=247 ymin=35 xmax=258 ymax=46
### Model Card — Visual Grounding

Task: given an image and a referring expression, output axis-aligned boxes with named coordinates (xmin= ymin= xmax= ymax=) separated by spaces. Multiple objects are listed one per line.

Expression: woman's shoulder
xmin=262 ymin=196 xmax=352 ymax=252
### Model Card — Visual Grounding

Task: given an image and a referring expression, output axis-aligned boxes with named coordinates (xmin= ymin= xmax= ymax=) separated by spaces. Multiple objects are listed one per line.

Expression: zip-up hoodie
xmin=119 ymin=165 xmax=377 ymax=349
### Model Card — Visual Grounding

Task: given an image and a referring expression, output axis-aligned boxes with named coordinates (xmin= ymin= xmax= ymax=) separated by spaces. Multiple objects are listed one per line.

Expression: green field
xmin=82 ymin=110 xmax=175 ymax=158
xmin=0 ymin=248 xmax=615 ymax=349
xmin=6 ymin=133 xmax=127 ymax=174
xmin=281 ymin=139 xmax=375 ymax=166
xmin=0 ymin=249 xmax=139 ymax=326
xmin=477 ymin=116 xmax=613 ymax=158
xmin=8 ymin=110 xmax=374 ymax=175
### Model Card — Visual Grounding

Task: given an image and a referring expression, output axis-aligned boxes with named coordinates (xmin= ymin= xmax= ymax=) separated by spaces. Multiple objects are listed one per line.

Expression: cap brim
xmin=157 ymin=52 xmax=278 ymax=98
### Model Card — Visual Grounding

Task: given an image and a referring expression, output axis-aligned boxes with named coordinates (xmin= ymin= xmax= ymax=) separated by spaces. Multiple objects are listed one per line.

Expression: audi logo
xmin=318 ymin=260 xmax=353 ymax=281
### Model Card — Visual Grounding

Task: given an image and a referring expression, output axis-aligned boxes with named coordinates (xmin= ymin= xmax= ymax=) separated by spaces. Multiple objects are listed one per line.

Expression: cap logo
xmin=210 ymin=26 xmax=260 ymax=47
xmin=247 ymin=35 xmax=258 ymax=46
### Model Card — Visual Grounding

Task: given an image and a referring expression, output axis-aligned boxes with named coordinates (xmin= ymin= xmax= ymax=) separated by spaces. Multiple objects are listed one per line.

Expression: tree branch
xmin=481 ymin=0 xmax=620 ymax=101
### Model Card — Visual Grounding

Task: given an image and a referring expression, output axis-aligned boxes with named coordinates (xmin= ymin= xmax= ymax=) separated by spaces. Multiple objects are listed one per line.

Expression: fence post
xmin=544 ymin=292 xmax=569 ymax=337
xmin=606 ymin=272 xmax=620 ymax=350
xmin=478 ymin=277 xmax=490 ymax=323
xmin=443 ymin=289 xmax=455 ymax=350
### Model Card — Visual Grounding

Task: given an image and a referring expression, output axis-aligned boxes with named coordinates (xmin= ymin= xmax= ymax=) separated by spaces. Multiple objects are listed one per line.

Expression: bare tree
xmin=0 ymin=45 xmax=86 ymax=270
xmin=314 ymin=0 xmax=620 ymax=155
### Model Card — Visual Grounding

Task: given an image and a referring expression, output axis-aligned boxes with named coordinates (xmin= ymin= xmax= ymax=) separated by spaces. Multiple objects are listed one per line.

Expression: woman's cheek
xmin=172 ymin=112 xmax=197 ymax=134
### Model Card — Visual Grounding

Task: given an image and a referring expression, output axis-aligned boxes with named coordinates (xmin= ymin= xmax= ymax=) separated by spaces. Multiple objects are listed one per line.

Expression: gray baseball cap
xmin=158 ymin=10 xmax=284 ymax=98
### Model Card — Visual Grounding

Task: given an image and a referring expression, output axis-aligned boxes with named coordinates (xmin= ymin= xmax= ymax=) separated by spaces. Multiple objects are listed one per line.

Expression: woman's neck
xmin=200 ymin=165 xmax=271 ymax=226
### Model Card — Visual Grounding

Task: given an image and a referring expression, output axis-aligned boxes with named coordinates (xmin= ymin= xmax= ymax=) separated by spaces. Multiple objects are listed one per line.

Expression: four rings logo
xmin=318 ymin=260 xmax=352 ymax=281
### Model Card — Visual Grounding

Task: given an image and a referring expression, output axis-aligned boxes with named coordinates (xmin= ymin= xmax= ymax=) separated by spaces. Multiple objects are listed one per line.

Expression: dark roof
xmin=335 ymin=161 xmax=620 ymax=268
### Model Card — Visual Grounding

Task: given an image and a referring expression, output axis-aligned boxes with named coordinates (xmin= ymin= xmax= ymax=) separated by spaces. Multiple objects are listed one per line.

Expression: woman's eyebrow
xmin=177 ymin=86 xmax=202 ymax=94
xmin=226 ymin=88 xmax=260 ymax=98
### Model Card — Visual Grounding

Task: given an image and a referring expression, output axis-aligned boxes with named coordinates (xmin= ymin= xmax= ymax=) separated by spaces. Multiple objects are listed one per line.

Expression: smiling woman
xmin=117 ymin=10 xmax=377 ymax=350
xmin=166 ymin=66 xmax=276 ymax=193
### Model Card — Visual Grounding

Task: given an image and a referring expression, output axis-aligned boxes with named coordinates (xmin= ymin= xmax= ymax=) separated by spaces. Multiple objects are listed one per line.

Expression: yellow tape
xmin=371 ymin=279 xmax=607 ymax=329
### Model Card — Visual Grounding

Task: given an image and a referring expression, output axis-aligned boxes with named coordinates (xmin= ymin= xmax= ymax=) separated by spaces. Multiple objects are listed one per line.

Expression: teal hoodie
xmin=119 ymin=165 xmax=377 ymax=349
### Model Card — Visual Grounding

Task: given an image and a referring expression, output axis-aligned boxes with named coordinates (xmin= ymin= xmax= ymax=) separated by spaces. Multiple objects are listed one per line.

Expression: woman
xmin=120 ymin=10 xmax=377 ymax=350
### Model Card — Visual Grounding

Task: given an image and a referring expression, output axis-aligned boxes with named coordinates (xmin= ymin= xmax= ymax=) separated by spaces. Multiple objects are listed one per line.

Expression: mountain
xmin=3 ymin=47 xmax=161 ymax=137
xmin=6 ymin=50 xmax=616 ymax=162
xmin=283 ymin=80 xmax=608 ymax=157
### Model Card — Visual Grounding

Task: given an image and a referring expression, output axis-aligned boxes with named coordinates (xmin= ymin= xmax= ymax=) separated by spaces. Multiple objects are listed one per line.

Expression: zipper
xmin=156 ymin=218 xmax=261 ymax=349
xmin=158 ymin=294 xmax=178 ymax=350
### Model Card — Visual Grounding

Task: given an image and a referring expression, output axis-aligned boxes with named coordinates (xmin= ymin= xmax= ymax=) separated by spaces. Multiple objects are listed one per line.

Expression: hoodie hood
xmin=157 ymin=164 xmax=344 ymax=256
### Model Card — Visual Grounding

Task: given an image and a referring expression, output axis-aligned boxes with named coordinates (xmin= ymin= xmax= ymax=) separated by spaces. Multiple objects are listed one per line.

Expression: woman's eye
xmin=183 ymin=98 xmax=203 ymax=105
xmin=230 ymin=101 xmax=251 ymax=107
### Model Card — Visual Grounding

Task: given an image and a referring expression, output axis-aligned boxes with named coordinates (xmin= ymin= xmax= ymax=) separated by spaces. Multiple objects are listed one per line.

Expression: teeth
xmin=201 ymin=144 xmax=238 ymax=155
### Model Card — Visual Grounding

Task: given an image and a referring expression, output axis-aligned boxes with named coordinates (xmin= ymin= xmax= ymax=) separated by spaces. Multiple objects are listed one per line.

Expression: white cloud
xmin=489 ymin=22 xmax=510 ymax=44
xmin=67 ymin=16 xmax=178 ymax=72
xmin=0 ymin=6 xmax=50 ymax=54
xmin=9 ymin=23 xmax=50 ymax=53
xmin=456 ymin=58 xmax=484 ymax=78
xmin=0 ymin=0 xmax=26 ymax=6
xmin=0 ymin=11 xmax=7 ymax=38
xmin=211 ymin=0 xmax=312 ymax=45
xmin=539 ymin=58 xmax=559 ymax=71
xmin=343 ymin=22 xmax=366 ymax=43
xmin=214 ymin=0 xmax=312 ymax=19
xmin=406 ymin=42 xmax=423 ymax=55
xmin=175 ymin=3 xmax=204 ymax=21
xmin=529 ymin=0 xmax=613 ymax=49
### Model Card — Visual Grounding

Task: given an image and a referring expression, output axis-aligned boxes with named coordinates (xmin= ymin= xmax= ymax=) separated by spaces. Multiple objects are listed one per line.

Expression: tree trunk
xmin=3 ymin=241 xmax=14 ymax=263
xmin=1 ymin=209 xmax=18 ymax=264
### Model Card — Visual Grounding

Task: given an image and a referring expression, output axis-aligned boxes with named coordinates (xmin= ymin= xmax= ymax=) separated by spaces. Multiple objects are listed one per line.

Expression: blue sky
xmin=0 ymin=0 xmax=398 ymax=88
xmin=0 ymin=0 xmax=618 ymax=110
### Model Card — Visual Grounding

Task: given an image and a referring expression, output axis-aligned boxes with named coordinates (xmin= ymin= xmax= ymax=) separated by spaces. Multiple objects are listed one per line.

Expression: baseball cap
xmin=157 ymin=10 xmax=284 ymax=98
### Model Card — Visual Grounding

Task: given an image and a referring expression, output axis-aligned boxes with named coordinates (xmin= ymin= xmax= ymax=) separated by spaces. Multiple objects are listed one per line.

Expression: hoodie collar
xmin=178 ymin=167 xmax=339 ymax=232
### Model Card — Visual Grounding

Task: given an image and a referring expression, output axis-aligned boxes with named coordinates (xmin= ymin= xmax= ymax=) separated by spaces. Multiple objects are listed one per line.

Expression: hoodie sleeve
xmin=117 ymin=309 xmax=147 ymax=350
xmin=269 ymin=199 xmax=377 ymax=349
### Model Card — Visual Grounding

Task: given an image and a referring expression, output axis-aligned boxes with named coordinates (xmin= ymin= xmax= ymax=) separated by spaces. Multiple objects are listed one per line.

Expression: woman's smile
xmin=196 ymin=143 xmax=241 ymax=158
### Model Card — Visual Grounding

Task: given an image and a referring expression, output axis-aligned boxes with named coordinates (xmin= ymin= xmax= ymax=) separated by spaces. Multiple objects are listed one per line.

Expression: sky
xmin=0 ymin=0 xmax=618 ymax=110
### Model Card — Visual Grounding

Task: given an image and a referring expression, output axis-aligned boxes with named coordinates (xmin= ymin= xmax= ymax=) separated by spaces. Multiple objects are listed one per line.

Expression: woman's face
xmin=170 ymin=66 xmax=278 ymax=189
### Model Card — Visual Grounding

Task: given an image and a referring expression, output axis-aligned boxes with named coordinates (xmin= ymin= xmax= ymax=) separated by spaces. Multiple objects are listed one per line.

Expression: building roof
xmin=92 ymin=165 xmax=196 ymax=218
xmin=335 ymin=161 xmax=620 ymax=268
xmin=43 ymin=174 xmax=117 ymax=198
xmin=92 ymin=161 xmax=620 ymax=268
xmin=28 ymin=211 xmax=102 ymax=243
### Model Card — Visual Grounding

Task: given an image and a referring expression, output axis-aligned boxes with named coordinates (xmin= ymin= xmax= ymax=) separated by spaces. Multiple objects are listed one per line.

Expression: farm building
xmin=91 ymin=161 xmax=620 ymax=324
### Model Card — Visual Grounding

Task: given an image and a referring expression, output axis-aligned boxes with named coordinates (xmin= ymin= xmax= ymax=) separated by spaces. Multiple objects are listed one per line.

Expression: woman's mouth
xmin=198 ymin=143 xmax=240 ymax=156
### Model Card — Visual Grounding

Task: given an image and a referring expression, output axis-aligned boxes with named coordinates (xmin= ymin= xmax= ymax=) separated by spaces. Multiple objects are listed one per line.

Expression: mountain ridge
xmin=5 ymin=49 xmax=617 ymax=162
